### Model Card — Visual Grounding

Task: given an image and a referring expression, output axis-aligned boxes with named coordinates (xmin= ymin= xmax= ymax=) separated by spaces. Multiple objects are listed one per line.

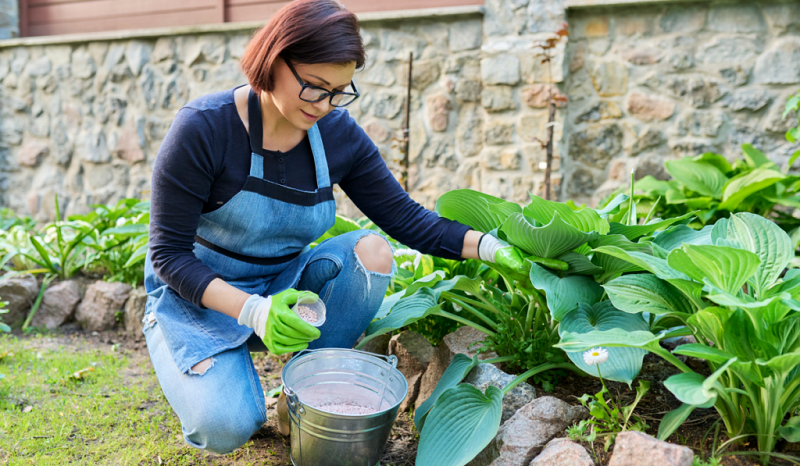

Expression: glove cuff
xmin=478 ymin=234 xmax=503 ymax=263
xmin=239 ymin=294 xmax=272 ymax=339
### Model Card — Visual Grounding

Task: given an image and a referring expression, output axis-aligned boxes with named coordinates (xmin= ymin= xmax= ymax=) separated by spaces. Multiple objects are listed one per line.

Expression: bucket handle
xmin=290 ymin=348 xmax=398 ymax=368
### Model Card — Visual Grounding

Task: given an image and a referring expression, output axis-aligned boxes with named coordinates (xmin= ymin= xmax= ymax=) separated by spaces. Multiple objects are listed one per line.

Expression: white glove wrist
xmin=238 ymin=294 xmax=272 ymax=339
xmin=478 ymin=234 xmax=503 ymax=263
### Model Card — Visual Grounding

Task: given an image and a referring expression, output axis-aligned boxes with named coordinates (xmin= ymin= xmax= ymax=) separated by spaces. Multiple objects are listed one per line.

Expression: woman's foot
xmin=277 ymin=391 xmax=290 ymax=436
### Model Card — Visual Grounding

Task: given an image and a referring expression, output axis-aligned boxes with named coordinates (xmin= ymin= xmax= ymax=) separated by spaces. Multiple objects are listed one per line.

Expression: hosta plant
xmin=556 ymin=212 xmax=800 ymax=465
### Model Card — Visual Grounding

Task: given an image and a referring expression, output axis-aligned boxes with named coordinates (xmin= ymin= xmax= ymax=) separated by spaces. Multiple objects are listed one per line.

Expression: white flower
xmin=582 ymin=347 xmax=609 ymax=366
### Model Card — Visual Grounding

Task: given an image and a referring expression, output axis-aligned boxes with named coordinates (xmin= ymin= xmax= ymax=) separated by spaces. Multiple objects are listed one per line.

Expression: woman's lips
xmin=301 ymin=110 xmax=319 ymax=122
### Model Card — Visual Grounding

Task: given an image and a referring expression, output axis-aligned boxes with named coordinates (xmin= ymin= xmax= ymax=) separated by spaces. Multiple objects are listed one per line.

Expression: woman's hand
xmin=238 ymin=289 xmax=321 ymax=354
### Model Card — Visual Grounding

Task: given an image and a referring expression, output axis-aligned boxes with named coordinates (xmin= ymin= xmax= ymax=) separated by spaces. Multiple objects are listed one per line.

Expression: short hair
xmin=240 ymin=0 xmax=366 ymax=94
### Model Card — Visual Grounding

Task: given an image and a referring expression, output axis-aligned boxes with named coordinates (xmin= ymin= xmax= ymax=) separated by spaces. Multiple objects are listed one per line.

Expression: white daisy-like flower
xmin=582 ymin=347 xmax=609 ymax=366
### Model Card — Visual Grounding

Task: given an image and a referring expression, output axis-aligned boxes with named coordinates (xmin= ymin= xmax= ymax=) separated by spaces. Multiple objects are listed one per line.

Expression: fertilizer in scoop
xmin=291 ymin=293 xmax=326 ymax=327
xmin=296 ymin=305 xmax=318 ymax=323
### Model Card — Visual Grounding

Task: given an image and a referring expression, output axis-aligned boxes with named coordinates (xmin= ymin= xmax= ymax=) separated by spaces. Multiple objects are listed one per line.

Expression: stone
xmin=522 ymin=84 xmax=565 ymax=109
xmin=763 ymin=99 xmax=799 ymax=134
xmin=108 ymin=63 xmax=132 ymax=83
xmin=483 ymin=148 xmax=521 ymax=170
xmin=676 ymin=111 xmax=725 ymax=138
xmin=152 ymin=37 xmax=176 ymax=63
xmin=426 ymin=94 xmax=451 ymax=132
xmin=484 ymin=0 xmax=526 ymax=37
xmin=754 ymin=38 xmax=800 ymax=85
xmin=467 ymin=397 xmax=588 ymax=466
xmin=456 ymin=105 xmax=484 ymax=157
xmin=372 ymin=90 xmax=404 ymax=119
xmin=364 ymin=121 xmax=390 ymax=143
xmin=707 ymin=4 xmax=766 ymax=33
xmin=518 ymin=114 xmax=548 ymax=143
xmin=568 ymin=167 xmax=597 ymax=196
xmin=125 ymin=40 xmax=153 ymax=76
xmin=114 ymin=124 xmax=145 ymax=163
xmin=416 ymin=326 xmax=498 ymax=410
xmin=659 ymin=6 xmax=707 ymax=33
xmin=696 ymin=37 xmax=762 ymax=65
xmin=589 ymin=61 xmax=628 ymax=97
xmin=575 ymin=101 xmax=622 ymax=123
xmin=481 ymin=55 xmax=521 ymax=86
xmin=123 ymin=287 xmax=147 ymax=339
xmin=531 ymin=438 xmax=595 ymax=466
xmin=75 ymin=281 xmax=133 ymax=331
xmin=456 ymin=79 xmax=482 ymax=102
xmin=381 ymin=30 xmax=427 ymax=61
xmin=464 ymin=363 xmax=536 ymax=423
xmin=30 ymin=280 xmax=81 ymax=330
xmin=360 ymin=333 xmax=392 ymax=356
xmin=18 ymin=140 xmax=49 ymax=167
xmin=0 ymin=274 xmax=39 ymax=327
xmin=104 ymin=43 xmax=126 ymax=71
xmin=450 ymin=20 xmax=482 ymax=52
xmin=609 ymin=431 xmax=693 ymax=466
xmin=728 ymin=89 xmax=771 ymax=112
xmin=484 ymin=120 xmax=515 ymax=145
xmin=81 ymin=131 xmax=111 ymax=164
xmin=665 ymin=75 xmax=726 ymax=108
xmin=182 ymin=34 xmax=227 ymax=65
xmin=720 ymin=66 xmax=749 ymax=87
xmin=422 ymin=138 xmax=458 ymax=170
xmin=388 ymin=331 xmax=435 ymax=412
xmin=669 ymin=52 xmax=693 ymax=70
xmin=569 ymin=42 xmax=586 ymax=73
xmin=621 ymin=47 xmax=663 ymax=66
xmin=631 ymin=128 xmax=663 ymax=156
xmin=71 ymin=49 xmax=96 ymax=79
xmin=26 ymin=56 xmax=51 ymax=77
xmin=482 ymin=86 xmax=516 ymax=112
xmin=570 ymin=124 xmax=623 ymax=169
xmin=526 ymin=0 xmax=566 ymax=34
xmin=762 ymin=3 xmax=800 ymax=33
xmin=626 ymin=92 xmax=676 ymax=122
xmin=574 ymin=17 xmax=609 ymax=38
xmin=636 ymin=156 xmax=670 ymax=181
xmin=2 ymin=118 xmax=24 ymax=146
xmin=669 ymin=139 xmax=719 ymax=158
xmin=361 ymin=62 xmax=396 ymax=87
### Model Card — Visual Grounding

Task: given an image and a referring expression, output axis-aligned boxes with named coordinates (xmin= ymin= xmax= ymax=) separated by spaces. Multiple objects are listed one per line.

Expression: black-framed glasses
xmin=285 ymin=60 xmax=359 ymax=107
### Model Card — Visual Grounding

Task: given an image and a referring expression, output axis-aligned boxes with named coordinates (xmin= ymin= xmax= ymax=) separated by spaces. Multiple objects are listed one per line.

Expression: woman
xmin=143 ymin=0 xmax=522 ymax=454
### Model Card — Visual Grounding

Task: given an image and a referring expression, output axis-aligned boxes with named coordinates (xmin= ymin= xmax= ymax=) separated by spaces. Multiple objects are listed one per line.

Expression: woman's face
xmin=269 ymin=58 xmax=356 ymax=130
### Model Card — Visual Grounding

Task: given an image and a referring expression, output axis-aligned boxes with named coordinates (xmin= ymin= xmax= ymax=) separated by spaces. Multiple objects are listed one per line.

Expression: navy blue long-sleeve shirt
xmin=149 ymin=86 xmax=471 ymax=308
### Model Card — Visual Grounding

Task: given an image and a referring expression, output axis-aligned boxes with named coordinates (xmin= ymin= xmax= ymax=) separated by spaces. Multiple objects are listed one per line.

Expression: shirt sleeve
xmin=148 ymin=108 xmax=223 ymax=307
xmin=338 ymin=115 xmax=471 ymax=260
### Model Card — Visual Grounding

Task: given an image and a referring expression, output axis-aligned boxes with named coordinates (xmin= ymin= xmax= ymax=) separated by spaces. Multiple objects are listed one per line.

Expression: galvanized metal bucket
xmin=280 ymin=348 xmax=408 ymax=466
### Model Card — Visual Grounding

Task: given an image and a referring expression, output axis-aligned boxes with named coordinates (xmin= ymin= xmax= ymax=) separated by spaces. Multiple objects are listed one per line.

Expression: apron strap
xmin=307 ymin=124 xmax=331 ymax=189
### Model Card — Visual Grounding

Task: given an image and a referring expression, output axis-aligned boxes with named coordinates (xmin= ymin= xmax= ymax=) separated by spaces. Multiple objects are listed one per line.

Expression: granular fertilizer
xmin=297 ymin=305 xmax=318 ymax=323
xmin=316 ymin=402 xmax=377 ymax=415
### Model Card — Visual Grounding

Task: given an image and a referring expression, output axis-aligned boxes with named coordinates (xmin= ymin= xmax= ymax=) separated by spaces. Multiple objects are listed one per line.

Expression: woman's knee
xmin=354 ymin=234 xmax=393 ymax=274
xmin=183 ymin=403 xmax=264 ymax=454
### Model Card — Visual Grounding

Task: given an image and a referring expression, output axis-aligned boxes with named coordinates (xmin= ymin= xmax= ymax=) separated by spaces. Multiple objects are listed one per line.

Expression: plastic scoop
xmin=291 ymin=292 xmax=326 ymax=327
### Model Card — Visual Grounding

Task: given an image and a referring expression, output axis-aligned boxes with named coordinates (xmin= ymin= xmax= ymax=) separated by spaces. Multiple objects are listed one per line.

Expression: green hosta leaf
xmin=719 ymin=168 xmax=785 ymax=211
xmin=596 ymin=193 xmax=629 ymax=218
xmin=665 ymin=159 xmax=729 ymax=198
xmin=358 ymin=287 xmax=442 ymax=349
xmin=529 ymin=263 xmax=604 ymax=321
xmin=608 ymin=212 xmax=695 ymax=241
xmin=501 ymin=212 xmax=598 ymax=259
xmin=592 ymin=245 xmax=689 ymax=281
xmin=713 ymin=213 xmax=793 ymax=297
xmin=667 ymin=244 xmax=760 ymax=295
xmin=559 ymin=301 xmax=649 ymax=384
xmin=664 ymin=358 xmax=736 ymax=406
xmin=635 ymin=177 xmax=679 ymax=196
xmin=779 ymin=417 xmax=800 ymax=443
xmin=693 ymin=152 xmax=733 ymax=174
xmin=556 ymin=328 xmax=662 ymax=353
xmin=657 ymin=404 xmax=697 ymax=441
xmin=415 ymin=354 xmax=481 ymax=431
xmin=653 ymin=225 xmax=714 ymax=251
xmin=123 ymin=243 xmax=149 ymax=268
xmin=721 ymin=310 xmax=758 ymax=362
xmin=0 ymin=323 xmax=10 ymax=333
xmin=417 ymin=384 xmax=503 ymax=466
xmin=376 ymin=271 xmax=446 ymax=319
xmin=788 ymin=149 xmax=800 ymax=172
xmin=523 ymin=195 xmax=610 ymax=234
xmin=102 ymin=224 xmax=149 ymax=237
xmin=674 ymin=344 xmax=736 ymax=365
xmin=604 ymin=274 xmax=694 ymax=317
xmin=558 ymin=251 xmax=604 ymax=276
xmin=590 ymin=235 xmax=650 ymax=283
xmin=756 ymin=351 xmax=800 ymax=377
xmin=414 ymin=255 xmax=436 ymax=280
xmin=436 ymin=189 xmax=522 ymax=233
xmin=687 ymin=307 xmax=732 ymax=347
xmin=741 ymin=143 xmax=777 ymax=170
xmin=313 ymin=215 xmax=363 ymax=244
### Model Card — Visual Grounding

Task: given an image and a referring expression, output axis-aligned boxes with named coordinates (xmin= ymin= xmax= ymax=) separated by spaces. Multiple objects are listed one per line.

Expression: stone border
xmin=0 ymin=5 xmax=484 ymax=48
xmin=566 ymin=0 xmax=709 ymax=9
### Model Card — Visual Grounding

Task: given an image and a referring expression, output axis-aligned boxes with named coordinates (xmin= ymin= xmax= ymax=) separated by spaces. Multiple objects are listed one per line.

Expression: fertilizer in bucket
xmin=281 ymin=348 xmax=408 ymax=466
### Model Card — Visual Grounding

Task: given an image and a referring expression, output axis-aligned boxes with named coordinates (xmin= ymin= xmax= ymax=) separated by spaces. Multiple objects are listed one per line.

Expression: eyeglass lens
xmin=300 ymin=86 xmax=357 ymax=106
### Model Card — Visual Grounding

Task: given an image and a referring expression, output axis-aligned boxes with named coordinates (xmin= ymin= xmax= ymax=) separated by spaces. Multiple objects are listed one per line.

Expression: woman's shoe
xmin=277 ymin=391 xmax=291 ymax=436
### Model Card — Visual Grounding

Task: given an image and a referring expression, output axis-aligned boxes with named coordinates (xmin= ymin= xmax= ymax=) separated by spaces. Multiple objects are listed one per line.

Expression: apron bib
xmin=144 ymin=89 xmax=336 ymax=373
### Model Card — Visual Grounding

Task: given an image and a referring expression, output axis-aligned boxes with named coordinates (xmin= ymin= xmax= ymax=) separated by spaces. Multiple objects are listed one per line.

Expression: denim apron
xmin=144 ymin=90 xmax=336 ymax=374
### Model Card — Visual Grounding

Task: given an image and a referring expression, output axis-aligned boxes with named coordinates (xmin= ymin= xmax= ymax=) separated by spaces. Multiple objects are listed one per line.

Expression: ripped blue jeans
xmin=143 ymin=231 xmax=394 ymax=454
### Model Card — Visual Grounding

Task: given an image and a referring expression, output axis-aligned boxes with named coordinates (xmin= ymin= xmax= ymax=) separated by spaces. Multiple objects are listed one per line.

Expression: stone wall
xmin=0 ymin=1 xmax=799 ymax=220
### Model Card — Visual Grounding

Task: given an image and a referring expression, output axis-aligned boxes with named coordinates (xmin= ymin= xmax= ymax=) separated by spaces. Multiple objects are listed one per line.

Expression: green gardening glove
xmin=238 ymin=289 xmax=321 ymax=355
xmin=478 ymin=234 xmax=569 ymax=273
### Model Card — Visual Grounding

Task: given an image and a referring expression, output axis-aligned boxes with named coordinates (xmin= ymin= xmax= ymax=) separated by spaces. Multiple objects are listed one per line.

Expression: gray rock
xmin=484 ymin=120 xmax=515 ymax=145
xmin=754 ymin=38 xmax=800 ymax=85
xmin=569 ymin=124 xmax=623 ymax=169
xmin=727 ymin=89 xmax=771 ymax=112
xmin=707 ymin=3 xmax=766 ymax=33
xmin=183 ymin=34 xmax=227 ymax=65
xmin=526 ymin=0 xmax=566 ymax=34
xmin=575 ymin=101 xmax=622 ymax=124
xmin=18 ymin=140 xmax=49 ymax=167
xmin=482 ymin=86 xmax=516 ymax=112
xmin=668 ymin=52 xmax=693 ymax=70
xmin=669 ymin=139 xmax=720 ymax=158
xmin=104 ymin=43 xmax=126 ymax=71
xmin=11 ymin=47 xmax=29 ymax=75
xmin=371 ymin=90 xmax=404 ymax=119
xmin=125 ymin=40 xmax=153 ymax=76
xmin=719 ymin=66 xmax=749 ymax=87
xmin=0 ymin=274 xmax=39 ymax=327
xmin=589 ymin=60 xmax=628 ymax=97
xmin=467 ymin=397 xmax=588 ymax=466
xmin=483 ymin=148 xmax=522 ymax=171
xmin=763 ymin=99 xmax=799 ymax=134
xmin=26 ymin=56 xmax=51 ymax=77
xmin=389 ymin=331 xmax=435 ymax=411
xmin=360 ymin=332 xmax=392 ymax=356
xmin=696 ymin=37 xmax=762 ymax=65
xmin=81 ymin=131 xmax=111 ymax=164
xmin=123 ymin=287 xmax=147 ymax=339
xmin=361 ymin=62 xmax=396 ymax=87
xmin=481 ymin=55 xmax=521 ymax=86
xmin=456 ymin=79 xmax=482 ymax=103
xmin=456 ymin=104 xmax=484 ymax=158
xmin=108 ymin=63 xmax=132 ymax=83
xmin=636 ymin=156 xmax=670 ymax=181
xmin=380 ymin=30 xmax=427 ymax=61
xmin=152 ymin=37 xmax=176 ymax=63
xmin=609 ymin=431 xmax=693 ymax=466
xmin=530 ymin=438 xmax=595 ymax=466
xmin=659 ymin=5 xmax=706 ymax=33
xmin=465 ymin=363 xmax=536 ymax=423
xmin=631 ymin=128 xmax=663 ymax=156
xmin=568 ymin=167 xmax=597 ymax=196
xmin=450 ymin=20 xmax=482 ymax=52
xmin=665 ymin=75 xmax=726 ymax=108
xmin=71 ymin=48 xmax=96 ymax=79
xmin=676 ymin=110 xmax=726 ymax=138
xmin=30 ymin=280 xmax=81 ymax=330
xmin=75 ymin=281 xmax=133 ymax=331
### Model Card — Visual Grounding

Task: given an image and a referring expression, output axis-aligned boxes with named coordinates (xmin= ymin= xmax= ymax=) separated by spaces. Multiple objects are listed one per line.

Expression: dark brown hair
xmin=240 ymin=0 xmax=366 ymax=94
